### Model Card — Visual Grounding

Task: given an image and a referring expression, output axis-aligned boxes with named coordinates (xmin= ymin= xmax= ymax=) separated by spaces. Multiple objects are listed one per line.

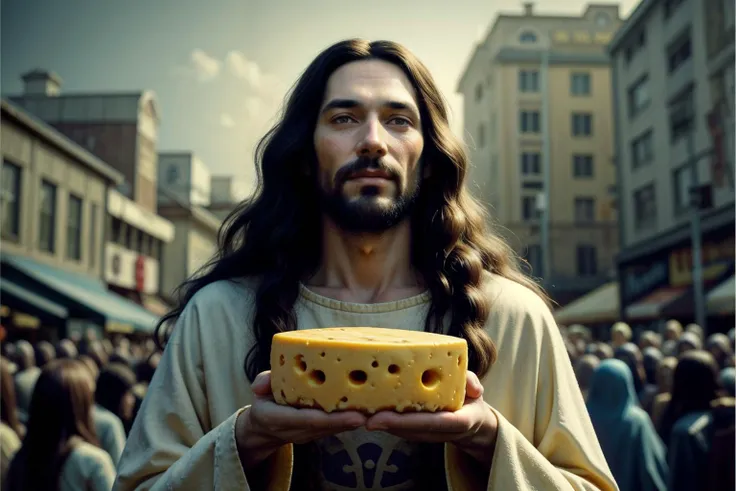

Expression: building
xmin=0 ymin=99 xmax=158 ymax=342
xmin=8 ymin=70 xmax=161 ymax=212
xmin=156 ymin=152 xmax=220 ymax=300
xmin=207 ymin=175 xmax=250 ymax=221
xmin=609 ymin=0 xmax=735 ymax=332
xmin=457 ymin=2 xmax=623 ymax=305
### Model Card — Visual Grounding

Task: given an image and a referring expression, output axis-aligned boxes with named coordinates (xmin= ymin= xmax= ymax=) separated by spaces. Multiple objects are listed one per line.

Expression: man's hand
xmin=235 ymin=370 xmax=368 ymax=470
xmin=364 ymin=371 xmax=498 ymax=468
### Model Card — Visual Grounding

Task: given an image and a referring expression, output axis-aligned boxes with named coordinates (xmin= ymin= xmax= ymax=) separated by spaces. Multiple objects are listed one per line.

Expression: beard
xmin=318 ymin=156 xmax=421 ymax=234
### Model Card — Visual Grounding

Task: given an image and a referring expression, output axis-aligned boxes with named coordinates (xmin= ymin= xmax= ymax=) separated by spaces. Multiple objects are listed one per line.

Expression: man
xmin=114 ymin=39 xmax=616 ymax=490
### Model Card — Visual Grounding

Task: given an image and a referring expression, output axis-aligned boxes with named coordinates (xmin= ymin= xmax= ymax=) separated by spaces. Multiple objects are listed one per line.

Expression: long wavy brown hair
xmin=156 ymin=38 xmax=548 ymax=384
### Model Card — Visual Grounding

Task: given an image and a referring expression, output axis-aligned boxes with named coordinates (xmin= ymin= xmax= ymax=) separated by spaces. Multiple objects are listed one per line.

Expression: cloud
xmin=219 ymin=113 xmax=235 ymax=128
xmin=190 ymin=49 xmax=221 ymax=81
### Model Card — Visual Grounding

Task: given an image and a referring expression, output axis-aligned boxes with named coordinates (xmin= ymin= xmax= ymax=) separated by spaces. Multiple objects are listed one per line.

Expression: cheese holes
xmin=294 ymin=354 xmax=307 ymax=373
xmin=457 ymin=355 xmax=463 ymax=366
xmin=388 ymin=364 xmax=400 ymax=374
xmin=371 ymin=360 xmax=379 ymax=368
xmin=279 ymin=354 xmax=285 ymax=366
xmin=421 ymin=369 xmax=441 ymax=389
xmin=308 ymin=370 xmax=326 ymax=386
xmin=340 ymin=396 xmax=348 ymax=403
xmin=349 ymin=370 xmax=368 ymax=385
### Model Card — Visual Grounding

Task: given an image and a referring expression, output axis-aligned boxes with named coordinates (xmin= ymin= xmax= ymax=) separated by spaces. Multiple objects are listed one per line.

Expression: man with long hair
xmin=114 ymin=39 xmax=616 ymax=490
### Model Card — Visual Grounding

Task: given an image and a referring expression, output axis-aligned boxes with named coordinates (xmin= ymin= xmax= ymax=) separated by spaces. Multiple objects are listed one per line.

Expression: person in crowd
xmin=592 ymin=342 xmax=614 ymax=360
xmin=12 ymin=341 xmax=40 ymax=424
xmin=55 ymin=339 xmax=78 ymax=359
xmin=95 ymin=363 xmax=137 ymax=435
xmin=719 ymin=366 xmax=735 ymax=397
xmin=586 ymin=359 xmax=668 ymax=491
xmin=114 ymin=39 xmax=616 ymax=490
xmin=4 ymin=359 xmax=116 ymax=491
xmin=638 ymin=331 xmax=661 ymax=350
xmin=33 ymin=341 xmax=55 ymax=368
xmin=611 ymin=322 xmax=632 ymax=349
xmin=674 ymin=332 xmax=701 ymax=356
xmin=79 ymin=355 xmax=100 ymax=381
xmin=574 ymin=354 xmax=600 ymax=400
xmin=662 ymin=320 xmax=682 ymax=342
xmin=614 ymin=343 xmax=647 ymax=400
xmin=662 ymin=350 xmax=731 ymax=491
xmin=641 ymin=347 xmax=663 ymax=414
xmin=651 ymin=357 xmax=678 ymax=430
xmin=0 ymin=357 xmax=23 ymax=483
xmin=706 ymin=333 xmax=734 ymax=369
xmin=684 ymin=323 xmax=704 ymax=342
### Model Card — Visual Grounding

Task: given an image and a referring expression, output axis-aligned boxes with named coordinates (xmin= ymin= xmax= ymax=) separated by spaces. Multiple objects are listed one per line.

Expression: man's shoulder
xmin=186 ymin=277 xmax=260 ymax=312
xmin=480 ymin=271 xmax=551 ymax=320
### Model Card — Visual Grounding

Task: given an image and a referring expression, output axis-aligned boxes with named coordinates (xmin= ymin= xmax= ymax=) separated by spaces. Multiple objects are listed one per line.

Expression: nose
xmin=356 ymin=115 xmax=388 ymax=158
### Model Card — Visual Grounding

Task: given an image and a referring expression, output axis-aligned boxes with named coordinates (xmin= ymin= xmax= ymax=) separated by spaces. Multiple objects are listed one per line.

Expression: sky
xmin=1 ymin=0 xmax=638 ymax=197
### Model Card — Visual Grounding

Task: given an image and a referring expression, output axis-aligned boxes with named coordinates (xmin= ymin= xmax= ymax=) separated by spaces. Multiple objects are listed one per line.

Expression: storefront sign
xmin=669 ymin=236 xmax=735 ymax=287
xmin=105 ymin=242 xmax=159 ymax=294
xmin=622 ymin=260 xmax=669 ymax=303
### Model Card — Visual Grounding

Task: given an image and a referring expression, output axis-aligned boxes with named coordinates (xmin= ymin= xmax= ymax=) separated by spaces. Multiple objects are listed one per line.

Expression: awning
xmin=0 ymin=278 xmax=68 ymax=324
xmin=142 ymin=294 xmax=170 ymax=317
xmin=1 ymin=254 xmax=158 ymax=334
xmin=554 ymin=281 xmax=619 ymax=325
xmin=707 ymin=275 xmax=735 ymax=314
xmin=625 ymin=287 xmax=687 ymax=320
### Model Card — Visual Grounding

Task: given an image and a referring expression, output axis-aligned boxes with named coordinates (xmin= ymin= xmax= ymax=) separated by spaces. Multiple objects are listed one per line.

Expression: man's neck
xmin=305 ymin=218 xmax=424 ymax=304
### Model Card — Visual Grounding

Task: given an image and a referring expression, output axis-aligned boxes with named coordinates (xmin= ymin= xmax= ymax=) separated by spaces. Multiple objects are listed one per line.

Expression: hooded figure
xmin=587 ymin=359 xmax=669 ymax=491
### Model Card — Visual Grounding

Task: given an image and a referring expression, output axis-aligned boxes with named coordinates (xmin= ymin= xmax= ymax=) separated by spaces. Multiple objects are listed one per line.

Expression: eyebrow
xmin=320 ymin=98 xmax=420 ymax=119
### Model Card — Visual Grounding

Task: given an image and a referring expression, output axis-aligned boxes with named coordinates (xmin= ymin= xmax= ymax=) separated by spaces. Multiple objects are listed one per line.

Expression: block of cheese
xmin=270 ymin=327 xmax=468 ymax=414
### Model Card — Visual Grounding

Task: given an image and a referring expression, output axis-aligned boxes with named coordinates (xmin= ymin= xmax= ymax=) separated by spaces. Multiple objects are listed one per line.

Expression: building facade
xmin=609 ymin=0 xmax=735 ymax=331
xmin=0 ymin=99 xmax=158 ymax=341
xmin=457 ymin=3 xmax=622 ymax=304
xmin=207 ymin=175 xmax=250 ymax=221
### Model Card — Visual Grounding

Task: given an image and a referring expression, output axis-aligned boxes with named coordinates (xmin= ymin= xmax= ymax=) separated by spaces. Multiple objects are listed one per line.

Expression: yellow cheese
xmin=270 ymin=327 xmax=468 ymax=414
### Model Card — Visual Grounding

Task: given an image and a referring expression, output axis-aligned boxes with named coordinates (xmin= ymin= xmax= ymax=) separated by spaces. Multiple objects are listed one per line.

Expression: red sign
xmin=135 ymin=256 xmax=146 ymax=292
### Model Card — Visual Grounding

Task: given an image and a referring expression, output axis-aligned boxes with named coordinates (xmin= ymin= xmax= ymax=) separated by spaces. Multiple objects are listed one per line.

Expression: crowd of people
xmin=0 ymin=320 xmax=733 ymax=490
xmin=0 ymin=335 xmax=160 ymax=490
xmin=567 ymin=320 xmax=735 ymax=491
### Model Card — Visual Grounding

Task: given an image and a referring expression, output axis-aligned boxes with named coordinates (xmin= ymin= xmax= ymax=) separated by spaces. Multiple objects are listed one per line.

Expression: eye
xmin=388 ymin=116 xmax=412 ymax=127
xmin=332 ymin=115 xmax=356 ymax=124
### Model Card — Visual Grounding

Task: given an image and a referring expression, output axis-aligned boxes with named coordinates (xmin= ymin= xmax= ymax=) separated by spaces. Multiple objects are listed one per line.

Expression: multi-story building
xmin=207 ymin=175 xmax=250 ymax=221
xmin=609 ymin=0 xmax=735 ymax=331
xmin=457 ymin=2 xmax=622 ymax=306
xmin=0 ymin=99 xmax=158 ymax=341
xmin=156 ymin=152 xmax=220 ymax=300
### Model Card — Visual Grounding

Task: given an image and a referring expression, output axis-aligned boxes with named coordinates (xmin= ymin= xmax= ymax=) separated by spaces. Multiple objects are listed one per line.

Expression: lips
xmin=347 ymin=170 xmax=392 ymax=180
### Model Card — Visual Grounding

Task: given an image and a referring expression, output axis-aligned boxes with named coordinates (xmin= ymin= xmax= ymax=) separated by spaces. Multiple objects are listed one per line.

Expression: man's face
xmin=314 ymin=59 xmax=425 ymax=233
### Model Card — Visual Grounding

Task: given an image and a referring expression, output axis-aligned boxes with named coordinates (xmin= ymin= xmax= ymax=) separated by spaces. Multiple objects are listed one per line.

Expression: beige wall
xmin=1 ymin=118 xmax=107 ymax=277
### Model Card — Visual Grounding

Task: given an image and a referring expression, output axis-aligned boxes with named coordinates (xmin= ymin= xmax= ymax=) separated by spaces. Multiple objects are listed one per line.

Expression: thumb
xmin=251 ymin=370 xmax=272 ymax=396
xmin=465 ymin=371 xmax=484 ymax=399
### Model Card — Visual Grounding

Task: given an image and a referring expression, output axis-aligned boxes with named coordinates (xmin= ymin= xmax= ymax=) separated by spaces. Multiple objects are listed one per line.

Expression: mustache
xmin=333 ymin=156 xmax=400 ymax=186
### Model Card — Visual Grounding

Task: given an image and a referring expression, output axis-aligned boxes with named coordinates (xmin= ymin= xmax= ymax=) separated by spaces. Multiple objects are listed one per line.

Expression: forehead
xmin=322 ymin=59 xmax=418 ymax=105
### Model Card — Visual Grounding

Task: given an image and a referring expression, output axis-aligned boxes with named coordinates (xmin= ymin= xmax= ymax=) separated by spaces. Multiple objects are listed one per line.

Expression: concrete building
xmin=609 ymin=0 xmax=735 ymax=331
xmin=8 ymin=70 xmax=161 ymax=212
xmin=207 ymin=175 xmax=250 ymax=221
xmin=457 ymin=2 xmax=623 ymax=305
xmin=0 ymin=99 xmax=158 ymax=341
xmin=156 ymin=152 xmax=220 ymax=300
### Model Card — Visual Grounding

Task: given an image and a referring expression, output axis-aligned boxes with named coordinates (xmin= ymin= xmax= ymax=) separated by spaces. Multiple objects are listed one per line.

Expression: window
xmin=521 ymin=152 xmax=541 ymax=175
xmin=576 ymin=245 xmax=598 ymax=276
xmin=673 ymin=165 xmax=693 ymax=213
xmin=664 ymin=0 xmax=685 ymax=18
xmin=89 ymin=203 xmax=98 ymax=267
xmin=522 ymin=196 xmax=537 ymax=221
xmin=669 ymin=88 xmax=694 ymax=142
xmin=520 ymin=110 xmax=540 ymax=133
xmin=572 ymin=113 xmax=593 ymax=136
xmin=595 ymin=12 xmax=611 ymax=26
xmin=39 ymin=180 xmax=57 ymax=253
xmin=477 ymin=123 xmax=486 ymax=147
xmin=111 ymin=217 xmax=122 ymax=244
xmin=520 ymin=31 xmax=538 ymax=44
xmin=668 ymin=35 xmax=691 ymax=73
xmin=574 ymin=197 xmax=595 ymax=222
xmin=66 ymin=194 xmax=83 ymax=260
xmin=573 ymin=155 xmax=594 ymax=177
xmin=628 ymin=76 xmax=651 ymax=117
xmin=475 ymin=84 xmax=483 ymax=102
xmin=1 ymin=160 xmax=21 ymax=239
xmin=631 ymin=130 xmax=654 ymax=168
xmin=524 ymin=244 xmax=543 ymax=275
xmin=633 ymin=184 xmax=657 ymax=230
xmin=624 ymin=31 xmax=647 ymax=63
xmin=522 ymin=181 xmax=543 ymax=190
xmin=571 ymin=73 xmax=591 ymax=96
xmin=519 ymin=70 xmax=540 ymax=93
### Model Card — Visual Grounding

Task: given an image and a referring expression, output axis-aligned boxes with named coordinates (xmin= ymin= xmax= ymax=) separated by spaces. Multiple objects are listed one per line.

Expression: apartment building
xmin=610 ymin=0 xmax=735 ymax=330
xmin=457 ymin=2 xmax=622 ymax=305
xmin=156 ymin=152 xmax=220 ymax=300
xmin=207 ymin=175 xmax=250 ymax=221
xmin=0 ymin=99 xmax=158 ymax=341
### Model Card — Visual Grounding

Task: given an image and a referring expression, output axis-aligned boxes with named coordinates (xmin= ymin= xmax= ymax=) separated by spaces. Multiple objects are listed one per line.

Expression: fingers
xmin=465 ymin=371 xmax=484 ymax=400
xmin=366 ymin=408 xmax=472 ymax=434
xmin=251 ymin=371 xmax=272 ymax=397
xmin=254 ymin=400 xmax=367 ymax=432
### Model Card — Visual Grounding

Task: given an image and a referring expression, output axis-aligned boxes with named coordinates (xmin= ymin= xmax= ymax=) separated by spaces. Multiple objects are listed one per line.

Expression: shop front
xmin=618 ymin=215 xmax=735 ymax=333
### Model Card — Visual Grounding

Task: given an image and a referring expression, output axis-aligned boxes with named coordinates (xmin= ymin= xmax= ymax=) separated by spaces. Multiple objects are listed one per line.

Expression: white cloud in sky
xmin=219 ymin=113 xmax=235 ymax=128
xmin=190 ymin=49 xmax=221 ymax=81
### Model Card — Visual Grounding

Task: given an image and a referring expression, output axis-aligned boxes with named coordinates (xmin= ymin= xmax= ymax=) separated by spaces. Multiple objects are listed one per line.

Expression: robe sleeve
xmin=112 ymin=298 xmax=293 ymax=491
xmin=445 ymin=299 xmax=619 ymax=491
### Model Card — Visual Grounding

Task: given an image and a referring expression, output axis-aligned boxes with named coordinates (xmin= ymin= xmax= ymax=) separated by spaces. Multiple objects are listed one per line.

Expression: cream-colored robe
xmin=113 ymin=274 xmax=617 ymax=490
